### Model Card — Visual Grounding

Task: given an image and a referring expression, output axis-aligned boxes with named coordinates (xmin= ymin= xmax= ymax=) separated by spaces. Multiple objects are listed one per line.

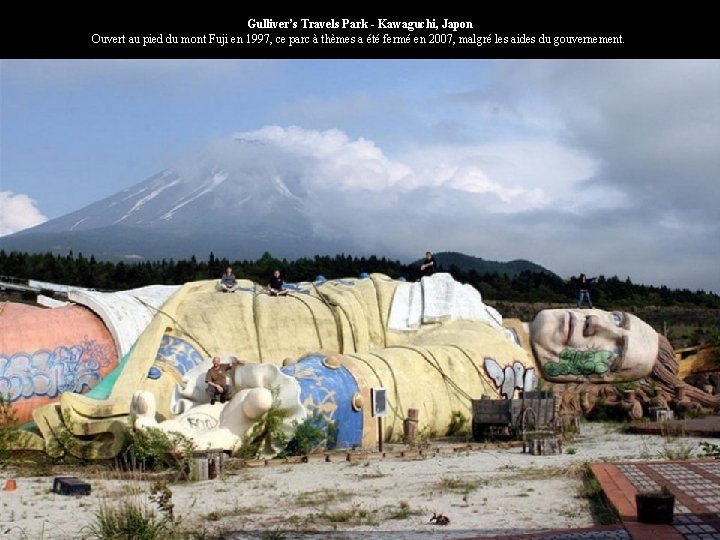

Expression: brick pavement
xmin=458 ymin=460 xmax=720 ymax=540
xmin=596 ymin=460 xmax=720 ymax=540
xmin=453 ymin=417 xmax=720 ymax=539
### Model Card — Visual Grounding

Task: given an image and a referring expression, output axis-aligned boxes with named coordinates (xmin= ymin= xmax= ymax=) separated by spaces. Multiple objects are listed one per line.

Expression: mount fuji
xmin=1 ymin=134 xmax=363 ymax=261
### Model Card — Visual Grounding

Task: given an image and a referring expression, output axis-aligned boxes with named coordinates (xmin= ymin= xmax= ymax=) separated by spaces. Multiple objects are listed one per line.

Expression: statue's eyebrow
xmin=620 ymin=335 xmax=629 ymax=365
xmin=619 ymin=314 xmax=631 ymax=364
xmin=621 ymin=311 xmax=631 ymax=330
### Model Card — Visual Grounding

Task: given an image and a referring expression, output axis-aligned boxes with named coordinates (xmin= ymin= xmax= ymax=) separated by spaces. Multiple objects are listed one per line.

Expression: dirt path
xmin=1 ymin=422 xmax=715 ymax=539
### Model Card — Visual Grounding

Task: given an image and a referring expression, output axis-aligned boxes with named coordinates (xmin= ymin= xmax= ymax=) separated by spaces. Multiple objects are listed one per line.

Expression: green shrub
xmin=284 ymin=410 xmax=338 ymax=456
xmin=0 ymin=393 xmax=19 ymax=462
xmin=235 ymin=389 xmax=341 ymax=460
xmin=578 ymin=463 xmax=620 ymax=525
xmin=122 ymin=428 xmax=195 ymax=472
xmin=699 ymin=441 xmax=720 ymax=458
xmin=237 ymin=388 xmax=291 ymax=460
xmin=585 ymin=397 xmax=626 ymax=423
xmin=85 ymin=498 xmax=171 ymax=540
xmin=446 ymin=410 xmax=468 ymax=436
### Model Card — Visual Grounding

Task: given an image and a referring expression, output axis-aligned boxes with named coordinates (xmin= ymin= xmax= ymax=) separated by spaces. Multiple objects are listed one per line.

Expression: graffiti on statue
xmin=154 ymin=335 xmax=205 ymax=376
xmin=182 ymin=414 xmax=219 ymax=431
xmin=0 ymin=339 xmax=113 ymax=402
xmin=483 ymin=357 xmax=537 ymax=399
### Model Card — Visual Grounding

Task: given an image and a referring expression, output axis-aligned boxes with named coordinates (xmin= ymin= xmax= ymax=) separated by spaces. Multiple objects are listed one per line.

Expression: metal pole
xmin=378 ymin=416 xmax=383 ymax=453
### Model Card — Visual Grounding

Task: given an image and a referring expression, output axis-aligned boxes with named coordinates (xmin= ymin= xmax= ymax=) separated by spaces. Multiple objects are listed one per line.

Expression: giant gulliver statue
xmin=0 ymin=273 xmax=697 ymax=459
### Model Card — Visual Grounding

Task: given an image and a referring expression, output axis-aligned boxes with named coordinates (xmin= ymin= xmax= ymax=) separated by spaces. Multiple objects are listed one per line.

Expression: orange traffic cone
xmin=4 ymin=478 xmax=17 ymax=491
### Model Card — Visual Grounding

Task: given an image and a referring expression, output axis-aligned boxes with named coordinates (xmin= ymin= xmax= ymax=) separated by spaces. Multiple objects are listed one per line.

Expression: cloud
xmin=233 ymin=126 xmax=413 ymax=191
xmin=0 ymin=192 xmax=47 ymax=236
xmin=4 ymin=59 xmax=716 ymax=292
xmin=162 ymin=123 xmax=716 ymax=292
xmin=197 ymin=127 xmax=638 ymax=271
xmin=409 ymin=60 xmax=719 ymax=291
xmin=230 ymin=126 xmax=607 ymax=213
xmin=495 ymin=60 xmax=720 ymax=223
xmin=399 ymin=140 xmax=607 ymax=212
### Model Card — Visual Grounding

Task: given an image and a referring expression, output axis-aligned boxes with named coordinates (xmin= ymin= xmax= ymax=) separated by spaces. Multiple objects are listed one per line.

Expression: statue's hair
xmin=652 ymin=333 xmax=719 ymax=409
xmin=652 ymin=335 xmax=678 ymax=383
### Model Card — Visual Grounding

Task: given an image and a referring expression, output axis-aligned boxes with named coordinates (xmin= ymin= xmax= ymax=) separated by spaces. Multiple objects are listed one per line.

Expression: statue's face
xmin=529 ymin=309 xmax=658 ymax=382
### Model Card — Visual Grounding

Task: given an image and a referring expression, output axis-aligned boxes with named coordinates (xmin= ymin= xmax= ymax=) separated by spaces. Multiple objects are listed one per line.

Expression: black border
xmin=2 ymin=12 xmax=715 ymax=59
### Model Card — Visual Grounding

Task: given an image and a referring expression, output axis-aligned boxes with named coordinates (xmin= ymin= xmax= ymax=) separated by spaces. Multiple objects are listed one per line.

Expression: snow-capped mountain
xmin=0 ymin=136 xmax=347 ymax=261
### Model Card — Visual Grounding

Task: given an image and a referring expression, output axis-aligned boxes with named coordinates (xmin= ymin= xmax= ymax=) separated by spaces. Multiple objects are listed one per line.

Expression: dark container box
xmin=635 ymin=493 xmax=675 ymax=524
xmin=53 ymin=476 xmax=91 ymax=496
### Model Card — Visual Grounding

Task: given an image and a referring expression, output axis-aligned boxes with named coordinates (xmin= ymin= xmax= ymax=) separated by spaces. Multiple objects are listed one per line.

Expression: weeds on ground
xmin=437 ymin=475 xmax=487 ymax=501
xmin=0 ymin=392 xmax=19 ymax=463
xmin=446 ymin=410 xmax=469 ymax=437
xmin=698 ymin=441 xmax=720 ymax=458
xmin=384 ymin=500 xmax=424 ymax=520
xmin=502 ymin=464 xmax=585 ymax=481
xmin=658 ymin=441 xmax=697 ymax=460
xmin=283 ymin=410 xmax=338 ymax=457
xmin=661 ymin=420 xmax=687 ymax=438
xmin=656 ymin=419 xmax=698 ymax=460
xmin=84 ymin=479 xmax=214 ymax=539
xmin=354 ymin=465 xmax=387 ymax=480
xmin=46 ymin=409 xmax=82 ymax=462
xmin=294 ymin=488 xmax=354 ymax=508
xmin=204 ymin=504 xmax=267 ymax=522
xmin=84 ymin=497 xmax=173 ymax=539
xmin=237 ymin=388 xmax=291 ymax=460
xmin=317 ymin=505 xmax=378 ymax=526
xmin=120 ymin=428 xmax=196 ymax=474
xmin=150 ymin=479 xmax=175 ymax=521
xmin=577 ymin=462 xmax=620 ymax=525
xmin=292 ymin=500 xmax=425 ymax=529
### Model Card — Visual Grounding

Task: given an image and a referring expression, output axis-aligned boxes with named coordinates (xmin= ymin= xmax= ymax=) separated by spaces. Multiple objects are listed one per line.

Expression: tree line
xmin=1 ymin=249 xmax=718 ymax=309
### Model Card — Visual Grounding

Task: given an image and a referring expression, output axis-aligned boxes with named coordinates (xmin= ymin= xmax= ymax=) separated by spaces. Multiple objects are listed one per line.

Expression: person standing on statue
xmin=576 ymin=273 xmax=596 ymax=308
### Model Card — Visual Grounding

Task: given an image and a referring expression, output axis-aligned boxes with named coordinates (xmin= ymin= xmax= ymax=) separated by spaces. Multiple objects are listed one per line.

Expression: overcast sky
xmin=1 ymin=59 xmax=718 ymax=293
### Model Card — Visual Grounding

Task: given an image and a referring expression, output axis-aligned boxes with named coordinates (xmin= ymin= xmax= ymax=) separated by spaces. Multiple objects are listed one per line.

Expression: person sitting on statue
xmin=220 ymin=267 xmax=239 ymax=293
xmin=268 ymin=269 xmax=289 ymax=296
xmin=206 ymin=356 xmax=243 ymax=404
xmin=25 ymin=271 xmax=720 ymax=461
xmin=420 ymin=251 xmax=437 ymax=278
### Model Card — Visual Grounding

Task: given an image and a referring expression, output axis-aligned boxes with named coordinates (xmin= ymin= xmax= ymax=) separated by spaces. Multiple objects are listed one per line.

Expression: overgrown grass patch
xmin=502 ymin=463 xmax=586 ymax=481
xmin=353 ymin=465 xmax=387 ymax=480
xmin=84 ymin=497 xmax=172 ymax=540
xmin=437 ymin=475 xmax=487 ymax=493
xmin=315 ymin=504 xmax=379 ymax=526
xmin=577 ymin=463 xmax=620 ymax=526
xmin=294 ymin=488 xmax=355 ymax=508
xmin=203 ymin=502 xmax=267 ymax=522
xmin=383 ymin=500 xmax=425 ymax=520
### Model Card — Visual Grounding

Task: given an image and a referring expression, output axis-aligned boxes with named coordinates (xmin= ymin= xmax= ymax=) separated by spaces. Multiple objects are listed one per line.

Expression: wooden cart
xmin=471 ymin=391 xmax=556 ymax=442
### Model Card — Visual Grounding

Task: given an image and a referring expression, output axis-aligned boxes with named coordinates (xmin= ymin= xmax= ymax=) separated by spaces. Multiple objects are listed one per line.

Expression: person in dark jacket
xmin=268 ymin=269 xmax=289 ymax=296
xmin=420 ymin=251 xmax=437 ymax=278
xmin=205 ymin=356 xmax=243 ymax=404
xmin=576 ymin=273 xmax=596 ymax=308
